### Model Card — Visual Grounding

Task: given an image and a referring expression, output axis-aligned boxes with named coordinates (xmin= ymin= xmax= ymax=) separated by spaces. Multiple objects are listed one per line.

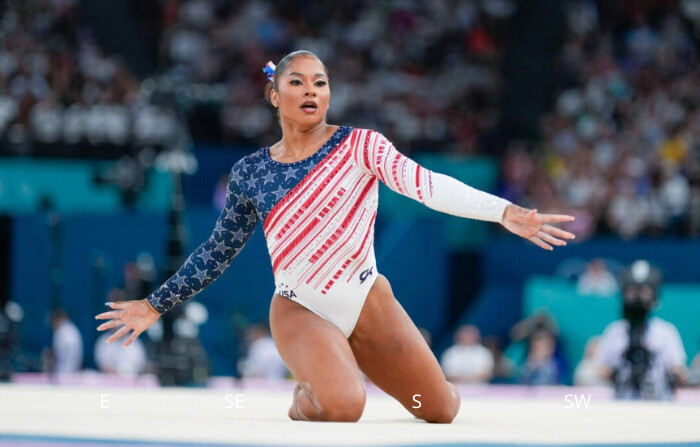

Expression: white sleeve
xmin=358 ymin=130 xmax=510 ymax=223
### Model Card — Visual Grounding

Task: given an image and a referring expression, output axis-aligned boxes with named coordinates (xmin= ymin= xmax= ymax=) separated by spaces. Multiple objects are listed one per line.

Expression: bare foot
xmin=288 ymin=383 xmax=303 ymax=420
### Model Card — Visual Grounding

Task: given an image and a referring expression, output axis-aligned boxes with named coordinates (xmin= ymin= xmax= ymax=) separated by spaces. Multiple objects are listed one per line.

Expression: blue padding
xmin=376 ymin=218 xmax=448 ymax=338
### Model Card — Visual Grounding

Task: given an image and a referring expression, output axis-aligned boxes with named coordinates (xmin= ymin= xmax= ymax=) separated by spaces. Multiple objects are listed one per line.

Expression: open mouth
xmin=300 ymin=101 xmax=318 ymax=112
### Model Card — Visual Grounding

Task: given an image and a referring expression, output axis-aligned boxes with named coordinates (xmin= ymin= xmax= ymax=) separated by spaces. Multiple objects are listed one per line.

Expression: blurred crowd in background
xmin=498 ymin=0 xmax=700 ymax=240
xmin=0 ymin=0 xmax=177 ymax=155
xmin=2 ymin=0 xmax=700 ymax=237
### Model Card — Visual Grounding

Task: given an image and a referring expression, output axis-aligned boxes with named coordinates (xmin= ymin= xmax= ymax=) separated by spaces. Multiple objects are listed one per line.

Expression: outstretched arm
xmin=95 ymin=163 xmax=259 ymax=346
xmin=360 ymin=131 xmax=575 ymax=249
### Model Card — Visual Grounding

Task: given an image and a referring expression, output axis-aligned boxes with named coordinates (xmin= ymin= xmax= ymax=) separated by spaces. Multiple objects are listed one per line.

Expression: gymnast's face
xmin=269 ymin=56 xmax=330 ymax=129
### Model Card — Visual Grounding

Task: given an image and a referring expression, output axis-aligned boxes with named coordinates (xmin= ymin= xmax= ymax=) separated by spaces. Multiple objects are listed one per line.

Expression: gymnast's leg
xmin=348 ymin=274 xmax=460 ymax=423
xmin=269 ymin=294 xmax=366 ymax=422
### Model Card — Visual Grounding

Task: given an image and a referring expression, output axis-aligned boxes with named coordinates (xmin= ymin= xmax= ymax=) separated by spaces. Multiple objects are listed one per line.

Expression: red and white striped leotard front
xmin=263 ymin=128 xmax=509 ymax=336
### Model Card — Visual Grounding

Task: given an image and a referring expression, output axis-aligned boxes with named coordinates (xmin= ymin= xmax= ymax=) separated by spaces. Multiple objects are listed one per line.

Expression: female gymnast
xmin=96 ymin=50 xmax=575 ymax=423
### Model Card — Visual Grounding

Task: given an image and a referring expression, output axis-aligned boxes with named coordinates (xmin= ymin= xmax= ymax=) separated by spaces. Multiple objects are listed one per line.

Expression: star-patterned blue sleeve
xmin=146 ymin=162 xmax=258 ymax=314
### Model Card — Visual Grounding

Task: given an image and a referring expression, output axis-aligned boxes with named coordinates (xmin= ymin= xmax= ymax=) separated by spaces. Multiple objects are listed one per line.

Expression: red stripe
xmin=338 ymin=179 xmax=374 ymax=239
xmin=362 ymin=131 xmax=372 ymax=171
xmin=265 ymin=165 xmax=325 ymax=236
xmin=292 ymin=179 xmax=365 ymax=278
xmin=275 ymin=159 xmax=354 ymax=250
xmin=271 ymin=217 xmax=323 ymax=273
xmin=306 ymin=189 xmax=347 ymax=264
xmin=264 ymin=131 xmax=353 ymax=234
xmin=305 ymin=207 xmax=367 ymax=285
xmin=416 ymin=165 xmax=423 ymax=202
xmin=270 ymin=146 xmax=354 ymax=240
xmin=350 ymin=211 xmax=376 ymax=260
xmin=391 ymin=152 xmax=405 ymax=195
xmin=274 ymin=163 xmax=357 ymax=271
xmin=376 ymin=144 xmax=389 ymax=184
xmin=347 ymin=211 xmax=378 ymax=280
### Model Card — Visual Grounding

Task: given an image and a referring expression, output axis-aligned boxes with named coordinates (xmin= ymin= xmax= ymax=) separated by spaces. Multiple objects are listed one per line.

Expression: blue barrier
xmin=0 ymin=158 xmax=172 ymax=214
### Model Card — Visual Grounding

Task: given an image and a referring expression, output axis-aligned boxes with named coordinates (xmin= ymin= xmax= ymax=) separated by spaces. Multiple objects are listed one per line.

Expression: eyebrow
xmin=287 ymin=72 xmax=327 ymax=77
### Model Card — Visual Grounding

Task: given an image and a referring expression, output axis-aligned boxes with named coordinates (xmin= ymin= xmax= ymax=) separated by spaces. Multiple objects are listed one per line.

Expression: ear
xmin=270 ymin=88 xmax=279 ymax=108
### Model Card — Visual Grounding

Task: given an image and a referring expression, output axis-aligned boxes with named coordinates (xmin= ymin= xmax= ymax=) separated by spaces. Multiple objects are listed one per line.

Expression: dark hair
xmin=264 ymin=50 xmax=327 ymax=105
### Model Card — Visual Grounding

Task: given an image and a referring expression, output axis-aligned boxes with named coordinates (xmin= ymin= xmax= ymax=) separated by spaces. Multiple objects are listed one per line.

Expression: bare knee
xmin=420 ymin=383 xmax=460 ymax=424
xmin=423 ymin=405 xmax=458 ymax=424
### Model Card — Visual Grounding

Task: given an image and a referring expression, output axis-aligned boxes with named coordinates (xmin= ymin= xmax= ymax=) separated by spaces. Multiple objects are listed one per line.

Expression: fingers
xmin=529 ymin=236 xmax=553 ymax=251
xmin=542 ymin=224 xmax=576 ymax=240
xmin=106 ymin=301 xmax=129 ymax=310
xmin=538 ymin=213 xmax=575 ymax=224
xmin=537 ymin=230 xmax=566 ymax=247
xmin=95 ymin=310 xmax=122 ymax=320
xmin=106 ymin=325 xmax=131 ymax=343
xmin=124 ymin=330 xmax=142 ymax=347
xmin=97 ymin=319 xmax=124 ymax=332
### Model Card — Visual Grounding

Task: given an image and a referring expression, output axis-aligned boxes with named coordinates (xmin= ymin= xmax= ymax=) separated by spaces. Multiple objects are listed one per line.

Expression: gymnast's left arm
xmin=361 ymin=131 xmax=575 ymax=250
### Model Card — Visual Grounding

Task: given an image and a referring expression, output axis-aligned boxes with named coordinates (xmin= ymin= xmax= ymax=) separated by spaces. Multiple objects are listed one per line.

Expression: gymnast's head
xmin=264 ymin=50 xmax=330 ymax=128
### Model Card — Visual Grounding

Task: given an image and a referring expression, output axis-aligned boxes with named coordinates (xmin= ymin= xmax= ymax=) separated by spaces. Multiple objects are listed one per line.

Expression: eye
xmin=315 ymin=80 xmax=327 ymax=87
xmin=290 ymin=79 xmax=302 ymax=86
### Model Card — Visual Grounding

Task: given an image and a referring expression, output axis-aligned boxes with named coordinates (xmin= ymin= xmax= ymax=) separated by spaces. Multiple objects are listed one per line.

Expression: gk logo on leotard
xmin=359 ymin=267 xmax=374 ymax=284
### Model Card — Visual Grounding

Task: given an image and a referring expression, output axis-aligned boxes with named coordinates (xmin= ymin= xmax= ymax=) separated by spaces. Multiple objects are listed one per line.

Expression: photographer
xmin=597 ymin=260 xmax=687 ymax=400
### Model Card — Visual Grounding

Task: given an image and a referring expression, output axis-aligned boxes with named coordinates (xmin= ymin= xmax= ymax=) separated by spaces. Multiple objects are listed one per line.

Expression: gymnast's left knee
xmin=422 ymin=384 xmax=460 ymax=424
xmin=423 ymin=405 xmax=458 ymax=424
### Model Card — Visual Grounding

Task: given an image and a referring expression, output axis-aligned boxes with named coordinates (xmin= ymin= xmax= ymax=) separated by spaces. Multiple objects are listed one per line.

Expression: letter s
xmin=564 ymin=394 xmax=573 ymax=409
xmin=412 ymin=394 xmax=422 ymax=409
xmin=224 ymin=394 xmax=234 ymax=409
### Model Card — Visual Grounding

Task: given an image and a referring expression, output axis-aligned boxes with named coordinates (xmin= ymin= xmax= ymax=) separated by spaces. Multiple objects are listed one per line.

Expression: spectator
xmin=517 ymin=329 xmax=561 ymax=386
xmin=49 ymin=308 xmax=83 ymax=374
xmin=510 ymin=312 xmax=559 ymax=343
xmin=440 ymin=325 xmax=493 ymax=384
xmin=238 ymin=323 xmax=287 ymax=380
xmin=577 ymin=258 xmax=618 ymax=296
xmin=482 ymin=334 xmax=515 ymax=384
xmin=94 ymin=330 xmax=148 ymax=377
xmin=573 ymin=336 xmax=607 ymax=387
xmin=687 ymin=349 xmax=700 ymax=387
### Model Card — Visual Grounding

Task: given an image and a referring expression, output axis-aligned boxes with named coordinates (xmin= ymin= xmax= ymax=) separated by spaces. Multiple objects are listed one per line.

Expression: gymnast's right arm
xmin=95 ymin=162 xmax=258 ymax=346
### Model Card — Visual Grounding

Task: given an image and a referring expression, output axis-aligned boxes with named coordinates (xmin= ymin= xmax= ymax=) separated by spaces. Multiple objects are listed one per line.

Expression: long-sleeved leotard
xmin=146 ymin=127 xmax=510 ymax=337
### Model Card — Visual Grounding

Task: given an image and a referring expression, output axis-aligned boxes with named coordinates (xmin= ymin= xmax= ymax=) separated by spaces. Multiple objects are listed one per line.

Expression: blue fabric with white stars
xmin=147 ymin=126 xmax=353 ymax=313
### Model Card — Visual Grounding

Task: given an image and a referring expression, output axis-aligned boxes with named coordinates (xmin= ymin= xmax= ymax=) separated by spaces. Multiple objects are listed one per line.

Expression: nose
xmin=304 ymin=89 xmax=316 ymax=97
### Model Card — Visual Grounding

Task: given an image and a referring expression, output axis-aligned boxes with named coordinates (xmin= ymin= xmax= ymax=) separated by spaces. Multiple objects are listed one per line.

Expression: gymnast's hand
xmin=500 ymin=204 xmax=575 ymax=250
xmin=95 ymin=300 xmax=161 ymax=347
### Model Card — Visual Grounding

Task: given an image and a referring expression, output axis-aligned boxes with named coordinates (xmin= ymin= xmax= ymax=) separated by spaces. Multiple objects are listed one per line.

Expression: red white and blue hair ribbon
xmin=263 ymin=61 xmax=276 ymax=82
